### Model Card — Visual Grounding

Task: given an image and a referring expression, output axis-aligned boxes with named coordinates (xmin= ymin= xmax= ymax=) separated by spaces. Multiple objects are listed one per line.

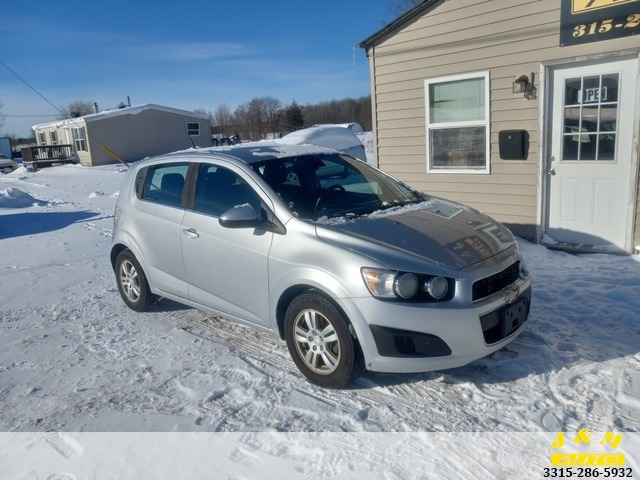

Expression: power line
xmin=3 ymin=114 xmax=59 ymax=118
xmin=0 ymin=59 xmax=65 ymax=118
xmin=0 ymin=59 xmax=128 ymax=167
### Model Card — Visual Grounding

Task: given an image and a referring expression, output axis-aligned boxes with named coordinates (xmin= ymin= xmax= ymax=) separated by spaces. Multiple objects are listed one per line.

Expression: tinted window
xmin=193 ymin=164 xmax=261 ymax=216
xmin=142 ymin=163 xmax=189 ymax=207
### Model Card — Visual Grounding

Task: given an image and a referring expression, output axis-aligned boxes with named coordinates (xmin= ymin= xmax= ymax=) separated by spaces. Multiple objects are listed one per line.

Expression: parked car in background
xmin=111 ymin=145 xmax=531 ymax=388
xmin=0 ymin=154 xmax=19 ymax=173
xmin=278 ymin=125 xmax=367 ymax=162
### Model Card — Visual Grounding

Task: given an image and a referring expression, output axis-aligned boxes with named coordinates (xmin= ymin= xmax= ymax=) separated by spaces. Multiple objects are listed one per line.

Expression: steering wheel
xmin=314 ymin=185 xmax=346 ymax=215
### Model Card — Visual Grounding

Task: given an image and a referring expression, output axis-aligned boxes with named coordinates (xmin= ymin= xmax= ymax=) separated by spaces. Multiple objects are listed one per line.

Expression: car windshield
xmin=251 ymin=153 xmax=424 ymax=220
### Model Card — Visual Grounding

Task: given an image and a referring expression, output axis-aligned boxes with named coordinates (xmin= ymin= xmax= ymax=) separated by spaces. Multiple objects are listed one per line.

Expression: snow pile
xmin=0 ymin=163 xmax=638 ymax=478
xmin=0 ymin=186 xmax=46 ymax=208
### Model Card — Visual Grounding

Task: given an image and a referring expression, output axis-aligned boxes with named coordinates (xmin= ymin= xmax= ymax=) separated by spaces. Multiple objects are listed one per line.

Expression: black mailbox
xmin=499 ymin=130 xmax=528 ymax=160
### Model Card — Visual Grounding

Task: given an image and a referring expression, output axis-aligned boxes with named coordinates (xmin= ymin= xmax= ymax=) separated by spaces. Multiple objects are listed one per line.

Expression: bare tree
xmin=58 ymin=101 xmax=95 ymax=119
xmin=214 ymin=94 xmax=372 ymax=139
xmin=193 ymin=108 xmax=213 ymax=119
xmin=213 ymin=104 xmax=233 ymax=134
xmin=388 ymin=0 xmax=422 ymax=17
xmin=262 ymin=96 xmax=282 ymax=137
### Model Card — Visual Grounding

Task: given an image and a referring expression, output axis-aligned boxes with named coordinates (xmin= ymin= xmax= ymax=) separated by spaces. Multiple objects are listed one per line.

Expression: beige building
xmin=360 ymin=0 xmax=640 ymax=254
xmin=32 ymin=104 xmax=212 ymax=167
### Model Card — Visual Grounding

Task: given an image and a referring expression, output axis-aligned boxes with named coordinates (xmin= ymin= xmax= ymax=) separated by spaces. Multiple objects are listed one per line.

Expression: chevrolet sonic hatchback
xmin=111 ymin=144 xmax=531 ymax=388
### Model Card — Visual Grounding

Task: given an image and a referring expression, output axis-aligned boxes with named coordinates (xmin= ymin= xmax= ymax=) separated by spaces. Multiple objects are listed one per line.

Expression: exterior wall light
xmin=513 ymin=73 xmax=536 ymax=99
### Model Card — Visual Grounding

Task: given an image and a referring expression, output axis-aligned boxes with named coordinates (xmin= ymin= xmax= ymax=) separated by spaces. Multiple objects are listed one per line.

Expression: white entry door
xmin=547 ymin=58 xmax=637 ymax=250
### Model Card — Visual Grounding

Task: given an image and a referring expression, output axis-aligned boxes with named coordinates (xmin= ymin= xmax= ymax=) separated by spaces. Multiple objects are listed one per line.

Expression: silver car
xmin=0 ymin=154 xmax=18 ymax=173
xmin=110 ymin=145 xmax=531 ymax=388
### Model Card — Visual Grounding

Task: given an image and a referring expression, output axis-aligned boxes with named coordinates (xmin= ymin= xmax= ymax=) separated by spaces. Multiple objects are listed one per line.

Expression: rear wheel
xmin=285 ymin=293 xmax=364 ymax=388
xmin=115 ymin=250 xmax=156 ymax=312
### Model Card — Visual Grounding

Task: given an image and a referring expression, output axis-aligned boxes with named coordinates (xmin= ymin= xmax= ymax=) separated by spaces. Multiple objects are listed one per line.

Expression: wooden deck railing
xmin=21 ymin=145 xmax=78 ymax=170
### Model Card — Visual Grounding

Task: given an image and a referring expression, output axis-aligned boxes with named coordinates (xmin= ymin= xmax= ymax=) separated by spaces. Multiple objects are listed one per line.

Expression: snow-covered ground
xmin=1 ymin=162 xmax=639 ymax=479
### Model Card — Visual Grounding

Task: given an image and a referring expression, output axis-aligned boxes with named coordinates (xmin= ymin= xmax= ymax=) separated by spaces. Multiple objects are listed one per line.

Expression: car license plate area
xmin=500 ymin=295 xmax=529 ymax=338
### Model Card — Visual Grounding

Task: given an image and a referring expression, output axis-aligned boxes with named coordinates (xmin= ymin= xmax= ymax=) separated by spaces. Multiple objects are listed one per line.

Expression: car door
xmin=133 ymin=162 xmax=190 ymax=298
xmin=180 ymin=162 xmax=274 ymax=327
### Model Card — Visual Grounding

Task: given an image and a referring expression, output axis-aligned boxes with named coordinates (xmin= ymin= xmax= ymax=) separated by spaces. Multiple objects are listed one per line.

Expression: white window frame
xmin=49 ymin=130 xmax=58 ymax=145
xmin=186 ymin=122 xmax=201 ymax=136
xmin=38 ymin=132 xmax=46 ymax=145
xmin=425 ymin=71 xmax=490 ymax=174
xmin=73 ymin=127 xmax=87 ymax=152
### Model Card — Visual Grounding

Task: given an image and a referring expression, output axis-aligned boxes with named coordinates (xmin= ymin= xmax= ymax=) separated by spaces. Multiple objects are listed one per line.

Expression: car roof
xmin=158 ymin=142 xmax=340 ymax=166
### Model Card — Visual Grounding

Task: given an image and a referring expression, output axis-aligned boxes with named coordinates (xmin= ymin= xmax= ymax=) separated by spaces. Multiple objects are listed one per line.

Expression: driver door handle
xmin=182 ymin=227 xmax=199 ymax=239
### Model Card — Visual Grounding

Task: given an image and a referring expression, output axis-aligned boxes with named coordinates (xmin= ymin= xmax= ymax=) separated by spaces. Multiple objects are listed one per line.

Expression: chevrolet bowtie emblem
xmin=504 ymin=286 xmax=520 ymax=304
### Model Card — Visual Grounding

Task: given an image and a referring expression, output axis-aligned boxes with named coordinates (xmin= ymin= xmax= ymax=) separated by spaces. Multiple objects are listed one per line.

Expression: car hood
xmin=315 ymin=198 xmax=516 ymax=270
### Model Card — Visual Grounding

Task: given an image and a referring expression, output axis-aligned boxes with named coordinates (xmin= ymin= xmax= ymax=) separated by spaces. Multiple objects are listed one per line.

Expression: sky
xmin=0 ymin=0 xmax=395 ymax=138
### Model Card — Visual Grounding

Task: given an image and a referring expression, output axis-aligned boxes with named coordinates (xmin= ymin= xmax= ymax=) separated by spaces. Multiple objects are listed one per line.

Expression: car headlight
xmin=362 ymin=268 xmax=453 ymax=302
xmin=361 ymin=268 xmax=397 ymax=298
xmin=395 ymin=273 xmax=419 ymax=299
xmin=425 ymin=276 xmax=448 ymax=299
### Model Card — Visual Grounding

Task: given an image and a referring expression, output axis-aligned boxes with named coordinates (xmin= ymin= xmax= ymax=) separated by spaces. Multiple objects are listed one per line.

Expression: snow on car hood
xmin=315 ymin=198 xmax=516 ymax=270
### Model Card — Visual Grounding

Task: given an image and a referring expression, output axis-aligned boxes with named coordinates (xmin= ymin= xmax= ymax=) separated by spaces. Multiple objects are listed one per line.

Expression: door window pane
xmin=194 ymin=164 xmax=261 ymax=216
xmin=564 ymin=78 xmax=581 ymax=105
xmin=561 ymin=73 xmax=618 ymax=162
xmin=142 ymin=163 xmax=189 ymax=207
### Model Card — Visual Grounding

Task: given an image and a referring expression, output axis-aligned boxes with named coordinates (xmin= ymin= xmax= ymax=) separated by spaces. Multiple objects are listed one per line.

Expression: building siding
xmin=33 ymin=106 xmax=212 ymax=167
xmin=365 ymin=0 xmax=640 ymax=247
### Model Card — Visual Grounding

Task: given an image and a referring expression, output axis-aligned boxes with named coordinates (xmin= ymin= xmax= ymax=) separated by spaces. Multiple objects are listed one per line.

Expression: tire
xmin=115 ymin=250 xmax=156 ymax=312
xmin=284 ymin=293 xmax=364 ymax=388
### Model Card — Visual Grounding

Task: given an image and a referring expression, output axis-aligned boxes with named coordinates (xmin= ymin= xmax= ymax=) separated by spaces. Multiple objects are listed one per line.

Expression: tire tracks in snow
xmin=170 ymin=308 xmax=491 ymax=431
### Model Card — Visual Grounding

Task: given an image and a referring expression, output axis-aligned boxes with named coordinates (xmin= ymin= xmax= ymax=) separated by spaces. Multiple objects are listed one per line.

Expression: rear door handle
xmin=182 ymin=227 xmax=199 ymax=239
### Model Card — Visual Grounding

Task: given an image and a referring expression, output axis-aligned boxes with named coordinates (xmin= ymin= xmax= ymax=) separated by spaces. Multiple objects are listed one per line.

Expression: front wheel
xmin=284 ymin=293 xmax=364 ymax=388
xmin=115 ymin=249 xmax=156 ymax=312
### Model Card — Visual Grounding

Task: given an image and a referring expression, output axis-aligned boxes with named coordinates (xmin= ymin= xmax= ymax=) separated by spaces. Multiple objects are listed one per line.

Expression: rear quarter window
xmin=141 ymin=163 xmax=190 ymax=207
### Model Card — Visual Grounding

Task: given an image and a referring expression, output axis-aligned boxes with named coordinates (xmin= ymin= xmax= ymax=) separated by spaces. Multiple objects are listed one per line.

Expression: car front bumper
xmin=345 ymin=277 xmax=532 ymax=374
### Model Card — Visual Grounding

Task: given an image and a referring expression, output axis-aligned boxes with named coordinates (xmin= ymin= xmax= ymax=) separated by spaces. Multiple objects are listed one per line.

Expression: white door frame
xmin=539 ymin=52 xmax=640 ymax=253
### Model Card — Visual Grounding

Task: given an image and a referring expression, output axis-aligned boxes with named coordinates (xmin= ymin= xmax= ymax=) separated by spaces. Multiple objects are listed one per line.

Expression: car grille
xmin=472 ymin=261 xmax=520 ymax=301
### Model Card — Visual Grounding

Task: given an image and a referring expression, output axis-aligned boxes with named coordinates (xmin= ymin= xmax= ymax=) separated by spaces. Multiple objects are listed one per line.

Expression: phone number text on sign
xmin=560 ymin=0 xmax=640 ymax=46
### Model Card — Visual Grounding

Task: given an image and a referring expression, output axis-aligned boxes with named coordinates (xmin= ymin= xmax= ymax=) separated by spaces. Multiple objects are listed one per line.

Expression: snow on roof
xmin=32 ymin=104 xmax=209 ymax=130
xmin=168 ymin=140 xmax=338 ymax=164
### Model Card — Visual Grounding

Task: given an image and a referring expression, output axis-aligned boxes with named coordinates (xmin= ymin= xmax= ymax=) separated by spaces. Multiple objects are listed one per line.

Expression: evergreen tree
xmin=284 ymin=101 xmax=304 ymax=132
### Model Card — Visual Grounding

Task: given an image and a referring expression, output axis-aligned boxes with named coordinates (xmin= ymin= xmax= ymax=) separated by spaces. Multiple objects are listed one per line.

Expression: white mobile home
xmin=32 ymin=104 xmax=212 ymax=167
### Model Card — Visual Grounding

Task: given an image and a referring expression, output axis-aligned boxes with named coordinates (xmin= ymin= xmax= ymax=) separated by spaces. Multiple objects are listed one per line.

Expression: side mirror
xmin=219 ymin=204 xmax=268 ymax=229
xmin=219 ymin=204 xmax=287 ymax=234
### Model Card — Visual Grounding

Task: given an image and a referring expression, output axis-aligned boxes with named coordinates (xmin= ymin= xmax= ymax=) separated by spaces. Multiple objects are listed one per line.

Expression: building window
xmin=425 ymin=72 xmax=490 ymax=174
xmin=50 ymin=131 xmax=58 ymax=145
xmin=38 ymin=132 xmax=46 ymax=145
xmin=73 ymin=127 xmax=87 ymax=152
xmin=186 ymin=122 xmax=200 ymax=136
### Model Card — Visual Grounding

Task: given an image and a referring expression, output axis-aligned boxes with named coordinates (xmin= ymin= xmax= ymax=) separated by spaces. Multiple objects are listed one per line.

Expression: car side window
xmin=194 ymin=164 xmax=261 ymax=217
xmin=142 ymin=163 xmax=190 ymax=207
